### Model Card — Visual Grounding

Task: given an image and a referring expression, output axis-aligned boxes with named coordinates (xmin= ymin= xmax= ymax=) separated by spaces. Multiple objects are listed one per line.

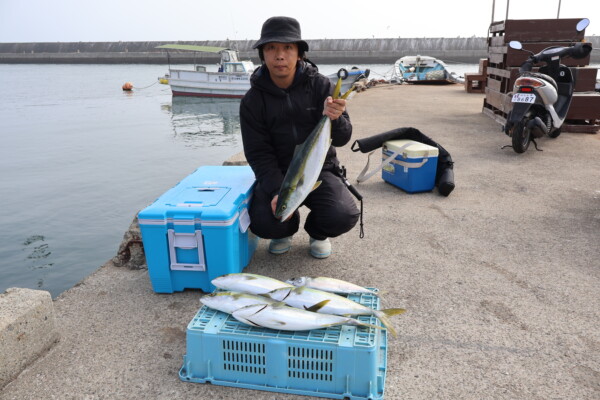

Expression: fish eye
xmin=282 ymin=205 xmax=287 ymax=210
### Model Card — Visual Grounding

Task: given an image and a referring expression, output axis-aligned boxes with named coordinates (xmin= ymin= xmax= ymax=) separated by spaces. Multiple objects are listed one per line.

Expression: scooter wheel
xmin=510 ymin=119 xmax=531 ymax=153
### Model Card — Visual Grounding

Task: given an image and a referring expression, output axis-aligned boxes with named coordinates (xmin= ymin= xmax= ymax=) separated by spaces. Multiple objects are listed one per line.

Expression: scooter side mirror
xmin=509 ymin=41 xmax=523 ymax=50
xmin=576 ymin=18 xmax=590 ymax=33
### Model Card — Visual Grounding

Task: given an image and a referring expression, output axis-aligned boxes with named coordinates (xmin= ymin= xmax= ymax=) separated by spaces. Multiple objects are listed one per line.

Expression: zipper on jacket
xmin=285 ymin=92 xmax=299 ymax=144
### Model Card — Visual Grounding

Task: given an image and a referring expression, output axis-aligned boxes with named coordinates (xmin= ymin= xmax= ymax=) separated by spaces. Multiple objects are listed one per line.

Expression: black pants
xmin=249 ymin=170 xmax=360 ymax=241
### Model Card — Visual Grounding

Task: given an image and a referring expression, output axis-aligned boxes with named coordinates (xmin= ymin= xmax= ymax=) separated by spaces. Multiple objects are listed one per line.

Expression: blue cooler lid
xmin=138 ymin=166 xmax=255 ymax=223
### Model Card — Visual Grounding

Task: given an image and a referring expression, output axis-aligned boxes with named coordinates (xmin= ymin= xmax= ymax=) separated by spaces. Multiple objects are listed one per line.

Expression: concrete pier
xmin=1 ymin=84 xmax=599 ymax=399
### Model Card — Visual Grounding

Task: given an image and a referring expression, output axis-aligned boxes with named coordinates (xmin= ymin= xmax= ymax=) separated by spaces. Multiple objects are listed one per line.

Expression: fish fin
xmin=273 ymin=320 xmax=287 ymax=326
xmin=311 ymin=181 xmax=322 ymax=192
xmin=305 ymin=299 xmax=330 ymax=312
xmin=382 ymin=308 xmax=406 ymax=317
xmin=291 ymin=144 xmax=302 ymax=158
xmin=242 ymin=318 xmax=262 ymax=327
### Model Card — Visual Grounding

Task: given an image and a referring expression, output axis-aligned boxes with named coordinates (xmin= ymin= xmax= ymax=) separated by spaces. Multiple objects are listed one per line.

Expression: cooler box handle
xmin=167 ymin=229 xmax=206 ymax=271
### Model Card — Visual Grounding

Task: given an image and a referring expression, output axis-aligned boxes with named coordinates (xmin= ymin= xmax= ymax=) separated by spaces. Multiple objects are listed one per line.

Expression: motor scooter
xmin=504 ymin=18 xmax=592 ymax=153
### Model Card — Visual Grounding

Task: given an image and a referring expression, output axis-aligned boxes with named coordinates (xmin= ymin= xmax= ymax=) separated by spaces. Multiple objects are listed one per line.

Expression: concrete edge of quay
xmin=0 ymin=288 xmax=60 ymax=390
xmin=0 ymin=154 xmax=247 ymax=391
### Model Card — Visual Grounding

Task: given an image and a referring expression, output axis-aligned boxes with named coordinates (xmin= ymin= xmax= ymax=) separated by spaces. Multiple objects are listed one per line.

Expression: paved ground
xmin=2 ymin=84 xmax=599 ymax=400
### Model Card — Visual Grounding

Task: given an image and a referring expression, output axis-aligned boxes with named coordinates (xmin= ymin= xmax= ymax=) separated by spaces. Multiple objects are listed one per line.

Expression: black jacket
xmin=240 ymin=61 xmax=352 ymax=197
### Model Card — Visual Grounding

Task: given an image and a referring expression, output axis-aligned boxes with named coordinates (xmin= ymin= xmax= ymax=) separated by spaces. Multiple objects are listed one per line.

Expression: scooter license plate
xmin=512 ymin=93 xmax=536 ymax=103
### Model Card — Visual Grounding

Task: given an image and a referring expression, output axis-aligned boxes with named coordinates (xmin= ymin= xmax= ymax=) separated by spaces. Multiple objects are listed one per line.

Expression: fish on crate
xmin=286 ymin=276 xmax=382 ymax=297
xmin=200 ymin=290 xmax=330 ymax=314
xmin=211 ymin=273 xmax=293 ymax=295
xmin=274 ymin=78 xmax=355 ymax=221
xmin=265 ymin=286 xmax=405 ymax=337
xmin=231 ymin=302 xmax=384 ymax=332
xmin=200 ymin=291 xmax=277 ymax=314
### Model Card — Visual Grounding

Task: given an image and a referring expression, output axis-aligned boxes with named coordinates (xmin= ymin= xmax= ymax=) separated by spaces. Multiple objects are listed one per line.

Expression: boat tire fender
xmin=337 ymin=68 xmax=349 ymax=80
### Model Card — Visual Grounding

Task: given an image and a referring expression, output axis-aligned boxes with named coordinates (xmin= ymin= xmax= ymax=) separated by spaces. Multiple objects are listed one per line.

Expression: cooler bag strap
xmin=356 ymin=150 xmax=397 ymax=183
xmin=356 ymin=143 xmax=429 ymax=183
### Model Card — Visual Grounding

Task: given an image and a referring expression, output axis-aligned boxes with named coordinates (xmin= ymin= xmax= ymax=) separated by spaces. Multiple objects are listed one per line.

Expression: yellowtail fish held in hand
xmin=286 ymin=276 xmax=381 ymax=297
xmin=211 ymin=273 xmax=293 ymax=295
xmin=274 ymin=80 xmax=355 ymax=222
xmin=231 ymin=302 xmax=384 ymax=332
xmin=265 ymin=286 xmax=405 ymax=337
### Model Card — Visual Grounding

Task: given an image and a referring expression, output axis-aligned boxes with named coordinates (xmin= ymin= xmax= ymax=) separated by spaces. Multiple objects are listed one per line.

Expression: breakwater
xmin=2 ymin=37 xmax=598 ymax=64
xmin=0 ymin=38 xmax=488 ymax=64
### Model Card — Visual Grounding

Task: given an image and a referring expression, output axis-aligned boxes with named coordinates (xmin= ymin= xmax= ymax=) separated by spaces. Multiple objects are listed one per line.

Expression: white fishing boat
xmin=393 ymin=55 xmax=463 ymax=84
xmin=157 ymin=44 xmax=255 ymax=98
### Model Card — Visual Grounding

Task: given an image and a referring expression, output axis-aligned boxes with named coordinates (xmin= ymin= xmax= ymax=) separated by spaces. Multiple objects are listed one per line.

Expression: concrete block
xmin=0 ymin=288 xmax=59 ymax=389
xmin=222 ymin=151 xmax=248 ymax=166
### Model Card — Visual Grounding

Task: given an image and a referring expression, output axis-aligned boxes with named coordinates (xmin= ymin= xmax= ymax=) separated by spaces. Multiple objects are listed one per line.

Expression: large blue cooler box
xmin=137 ymin=166 xmax=259 ymax=293
xmin=179 ymin=290 xmax=387 ymax=400
xmin=382 ymin=139 xmax=438 ymax=193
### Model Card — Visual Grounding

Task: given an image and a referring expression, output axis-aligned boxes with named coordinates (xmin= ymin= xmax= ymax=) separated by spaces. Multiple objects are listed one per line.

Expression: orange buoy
xmin=122 ymin=82 xmax=133 ymax=91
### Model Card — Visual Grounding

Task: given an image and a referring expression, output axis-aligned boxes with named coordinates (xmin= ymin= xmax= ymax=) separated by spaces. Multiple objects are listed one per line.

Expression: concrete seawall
xmin=2 ymin=38 xmax=598 ymax=64
xmin=0 ymin=38 xmax=488 ymax=64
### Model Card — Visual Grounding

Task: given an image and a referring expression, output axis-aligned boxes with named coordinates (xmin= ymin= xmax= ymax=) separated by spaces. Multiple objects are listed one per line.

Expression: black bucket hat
xmin=252 ymin=16 xmax=309 ymax=52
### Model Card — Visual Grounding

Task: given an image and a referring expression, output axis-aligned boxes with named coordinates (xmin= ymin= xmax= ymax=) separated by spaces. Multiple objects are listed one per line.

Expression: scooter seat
xmin=524 ymin=72 xmax=558 ymax=91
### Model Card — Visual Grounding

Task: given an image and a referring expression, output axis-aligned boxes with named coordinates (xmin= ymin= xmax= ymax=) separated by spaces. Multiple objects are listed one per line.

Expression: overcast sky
xmin=0 ymin=0 xmax=598 ymax=43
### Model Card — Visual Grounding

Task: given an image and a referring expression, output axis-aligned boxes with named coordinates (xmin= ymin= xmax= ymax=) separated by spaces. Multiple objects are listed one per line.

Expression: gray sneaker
xmin=309 ymin=237 xmax=331 ymax=259
xmin=269 ymin=236 xmax=293 ymax=255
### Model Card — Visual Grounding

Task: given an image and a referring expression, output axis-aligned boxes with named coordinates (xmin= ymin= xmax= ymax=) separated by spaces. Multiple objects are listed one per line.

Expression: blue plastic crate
xmin=138 ymin=166 xmax=259 ymax=293
xmin=179 ymin=291 xmax=387 ymax=400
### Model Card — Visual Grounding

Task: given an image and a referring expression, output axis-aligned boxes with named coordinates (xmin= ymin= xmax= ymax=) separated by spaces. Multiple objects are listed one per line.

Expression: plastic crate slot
xmin=287 ymin=346 xmax=334 ymax=381
xmin=221 ymin=339 xmax=266 ymax=375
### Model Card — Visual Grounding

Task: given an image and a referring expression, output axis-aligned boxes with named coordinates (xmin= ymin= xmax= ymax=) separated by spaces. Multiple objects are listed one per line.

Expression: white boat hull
xmin=168 ymin=69 xmax=251 ymax=98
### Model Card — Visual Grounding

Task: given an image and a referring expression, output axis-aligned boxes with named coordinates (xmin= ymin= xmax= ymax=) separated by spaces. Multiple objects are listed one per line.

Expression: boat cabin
xmin=219 ymin=49 xmax=255 ymax=73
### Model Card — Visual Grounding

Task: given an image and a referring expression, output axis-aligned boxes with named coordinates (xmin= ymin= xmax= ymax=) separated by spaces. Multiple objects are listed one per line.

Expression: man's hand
xmin=271 ymin=195 xmax=279 ymax=216
xmin=323 ymin=96 xmax=346 ymax=120
xmin=271 ymin=195 xmax=293 ymax=222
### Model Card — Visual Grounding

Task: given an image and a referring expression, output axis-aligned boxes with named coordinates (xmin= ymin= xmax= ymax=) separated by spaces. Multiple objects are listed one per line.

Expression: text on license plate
xmin=512 ymin=93 xmax=536 ymax=103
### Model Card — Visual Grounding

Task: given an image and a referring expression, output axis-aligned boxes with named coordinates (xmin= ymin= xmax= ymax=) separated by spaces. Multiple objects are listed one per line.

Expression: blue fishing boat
xmin=393 ymin=55 xmax=463 ymax=84
xmin=327 ymin=66 xmax=370 ymax=93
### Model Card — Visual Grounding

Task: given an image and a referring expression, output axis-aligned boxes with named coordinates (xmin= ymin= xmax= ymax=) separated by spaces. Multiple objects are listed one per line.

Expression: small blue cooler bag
xmin=138 ymin=166 xmax=258 ymax=293
xmin=381 ymin=139 xmax=438 ymax=193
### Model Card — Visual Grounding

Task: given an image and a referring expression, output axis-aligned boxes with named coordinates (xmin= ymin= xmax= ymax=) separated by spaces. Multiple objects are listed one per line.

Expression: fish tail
xmin=382 ymin=308 xmax=406 ymax=317
xmin=332 ymin=77 xmax=343 ymax=99
xmin=346 ymin=318 xmax=385 ymax=331
xmin=358 ymin=321 xmax=385 ymax=332
xmin=341 ymin=85 xmax=356 ymax=99
xmin=374 ymin=310 xmax=401 ymax=337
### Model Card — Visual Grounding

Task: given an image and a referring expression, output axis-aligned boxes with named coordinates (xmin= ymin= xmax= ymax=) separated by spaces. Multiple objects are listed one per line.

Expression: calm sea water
xmin=0 ymin=62 xmax=479 ymax=298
